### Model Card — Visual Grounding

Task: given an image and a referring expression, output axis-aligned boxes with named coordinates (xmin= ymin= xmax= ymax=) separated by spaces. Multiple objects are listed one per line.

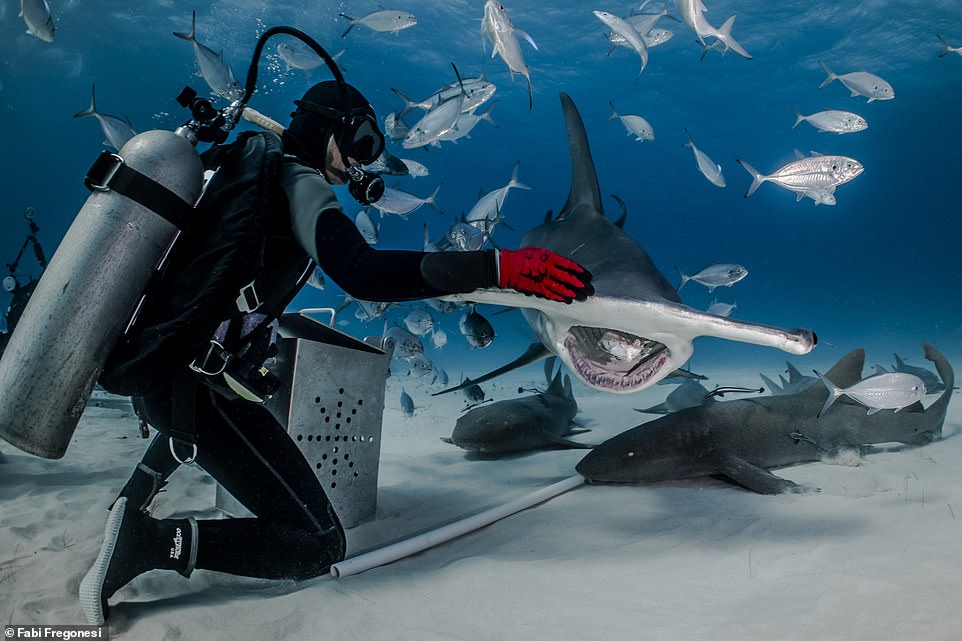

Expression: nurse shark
xmin=441 ymin=93 xmax=815 ymax=395
xmin=576 ymin=343 xmax=953 ymax=494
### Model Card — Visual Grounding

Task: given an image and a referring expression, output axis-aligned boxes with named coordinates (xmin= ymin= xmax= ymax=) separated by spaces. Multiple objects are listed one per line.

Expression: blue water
xmin=2 ymin=0 xmax=960 ymax=377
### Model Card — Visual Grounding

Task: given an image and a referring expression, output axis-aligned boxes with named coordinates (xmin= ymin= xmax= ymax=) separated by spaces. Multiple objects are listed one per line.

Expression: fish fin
xmin=426 ymin=183 xmax=444 ymax=214
xmin=735 ymin=159 xmax=764 ymax=197
xmin=866 ymin=407 xmax=881 ymax=415
xmin=791 ymin=107 xmax=804 ymax=130
xmin=674 ymin=266 xmax=690 ymax=291
xmin=74 ymin=84 xmax=97 ymax=118
xmin=715 ymin=452 xmax=804 ymax=494
xmin=432 ymin=342 xmax=551 ymax=396
xmin=635 ymin=403 xmax=669 ymax=414
xmin=172 ymin=10 xmax=197 ymax=42
xmin=515 ymin=29 xmax=539 ymax=50
xmin=759 ymin=373 xmax=783 ymax=395
xmin=540 ymin=431 xmax=594 ymax=449
xmin=814 ymin=370 xmax=842 ymax=418
xmin=339 ymin=14 xmax=356 ymax=38
xmin=818 ymin=60 xmax=837 ymax=88
xmin=440 ymin=437 xmax=454 ymax=444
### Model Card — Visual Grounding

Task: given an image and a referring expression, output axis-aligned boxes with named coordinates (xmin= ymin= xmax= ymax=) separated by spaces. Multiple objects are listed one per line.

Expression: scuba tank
xmin=0 ymin=26 xmax=346 ymax=459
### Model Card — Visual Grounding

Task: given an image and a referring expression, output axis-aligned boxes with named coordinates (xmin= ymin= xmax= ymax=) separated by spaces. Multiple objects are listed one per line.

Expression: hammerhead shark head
xmin=439 ymin=93 xmax=816 ymax=395
xmin=576 ymin=343 xmax=953 ymax=493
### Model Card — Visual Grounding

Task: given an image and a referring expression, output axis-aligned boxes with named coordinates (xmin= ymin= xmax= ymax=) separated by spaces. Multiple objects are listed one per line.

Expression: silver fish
xmin=464 ymin=162 xmax=530 ymax=226
xmin=938 ymin=35 xmax=962 ymax=58
xmin=354 ymin=208 xmax=379 ymax=245
xmin=432 ymin=328 xmax=449 ymax=350
xmin=403 ymin=308 xmax=435 ymax=336
xmin=406 ymin=355 xmax=434 ymax=379
xmin=386 ymin=325 xmax=425 ymax=360
xmin=594 ymin=10 xmax=648 ymax=77
xmin=609 ymin=102 xmax=654 ymax=142
xmin=20 ymin=0 xmax=54 ymax=42
xmin=737 ymin=154 xmax=864 ymax=198
xmin=792 ymin=108 xmax=867 ymax=134
xmin=340 ymin=10 xmax=417 ymax=37
xmin=459 ymin=305 xmax=495 ymax=349
xmin=818 ymin=61 xmax=894 ymax=102
xmin=674 ymin=0 xmax=750 ymax=59
xmin=676 ymin=263 xmax=747 ymax=292
xmin=403 ymin=77 xmax=465 ymax=149
xmin=482 ymin=0 xmax=537 ymax=109
xmin=438 ymin=102 xmax=498 ymax=143
xmin=706 ymin=299 xmax=737 ymax=317
xmin=173 ymin=11 xmax=244 ymax=101
xmin=683 ymin=128 xmax=725 ymax=187
xmin=73 ymin=85 xmax=137 ymax=151
xmin=373 ymin=184 xmax=443 ymax=217
xmin=383 ymin=111 xmax=410 ymax=141
xmin=277 ymin=43 xmax=345 ymax=72
xmin=393 ymin=76 xmax=497 ymax=119
xmin=399 ymin=388 xmax=415 ymax=417
xmin=447 ymin=220 xmax=491 ymax=252
xmin=401 ymin=158 xmax=429 ymax=177
xmin=816 ymin=371 xmax=925 ymax=418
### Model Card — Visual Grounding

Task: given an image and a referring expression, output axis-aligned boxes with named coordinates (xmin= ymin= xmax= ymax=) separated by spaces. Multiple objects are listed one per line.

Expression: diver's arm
xmin=284 ymin=160 xmax=498 ymax=302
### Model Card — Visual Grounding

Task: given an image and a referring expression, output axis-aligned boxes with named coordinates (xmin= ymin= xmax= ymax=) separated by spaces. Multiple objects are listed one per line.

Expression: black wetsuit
xmin=119 ymin=156 xmax=501 ymax=580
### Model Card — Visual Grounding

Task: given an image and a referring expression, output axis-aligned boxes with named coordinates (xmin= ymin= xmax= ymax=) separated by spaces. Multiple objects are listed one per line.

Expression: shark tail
xmin=814 ymin=370 xmax=844 ymax=418
xmin=339 ymin=14 xmax=356 ymax=38
xmin=172 ymin=10 xmax=197 ymax=42
xmin=74 ymin=84 xmax=98 ymax=119
xmin=736 ymin=159 xmax=765 ymax=198
xmin=818 ymin=60 xmax=837 ymax=89
xmin=715 ymin=15 xmax=751 ymax=59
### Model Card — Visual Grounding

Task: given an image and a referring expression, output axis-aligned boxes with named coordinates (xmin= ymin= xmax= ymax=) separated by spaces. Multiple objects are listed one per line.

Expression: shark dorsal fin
xmin=558 ymin=93 xmax=603 ymax=221
xmin=822 ymin=349 xmax=865 ymax=388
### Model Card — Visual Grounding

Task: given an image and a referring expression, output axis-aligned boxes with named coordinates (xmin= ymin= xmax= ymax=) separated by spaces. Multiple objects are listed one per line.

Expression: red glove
xmin=498 ymin=247 xmax=593 ymax=303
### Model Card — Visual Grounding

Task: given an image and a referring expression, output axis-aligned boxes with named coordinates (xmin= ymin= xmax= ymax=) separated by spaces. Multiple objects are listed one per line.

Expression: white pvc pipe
xmin=330 ymin=474 xmax=586 ymax=578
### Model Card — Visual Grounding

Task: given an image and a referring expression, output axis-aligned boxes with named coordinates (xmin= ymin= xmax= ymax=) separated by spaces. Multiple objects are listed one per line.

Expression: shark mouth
xmin=564 ymin=326 xmax=670 ymax=391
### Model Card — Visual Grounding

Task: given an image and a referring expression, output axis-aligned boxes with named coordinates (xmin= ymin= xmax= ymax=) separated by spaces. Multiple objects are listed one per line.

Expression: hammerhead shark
xmin=439 ymin=93 xmax=816 ymax=395
xmin=576 ymin=343 xmax=953 ymax=494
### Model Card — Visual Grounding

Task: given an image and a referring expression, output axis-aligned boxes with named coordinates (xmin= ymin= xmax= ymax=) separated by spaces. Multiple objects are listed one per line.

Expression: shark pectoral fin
xmin=431 ymin=342 xmax=551 ymax=396
xmin=540 ymin=431 xmax=595 ymax=449
xmin=714 ymin=452 xmax=805 ymax=494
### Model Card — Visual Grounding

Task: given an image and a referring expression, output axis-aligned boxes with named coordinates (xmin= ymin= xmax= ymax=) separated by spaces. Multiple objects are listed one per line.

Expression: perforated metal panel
xmin=217 ymin=314 xmax=390 ymax=529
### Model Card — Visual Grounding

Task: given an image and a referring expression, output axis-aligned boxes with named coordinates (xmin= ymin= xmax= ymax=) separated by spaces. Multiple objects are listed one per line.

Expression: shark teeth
xmin=565 ymin=327 xmax=669 ymax=391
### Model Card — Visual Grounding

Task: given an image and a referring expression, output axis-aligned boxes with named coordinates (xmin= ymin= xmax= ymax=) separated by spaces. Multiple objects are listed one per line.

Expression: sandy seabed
xmin=2 ymin=358 xmax=961 ymax=641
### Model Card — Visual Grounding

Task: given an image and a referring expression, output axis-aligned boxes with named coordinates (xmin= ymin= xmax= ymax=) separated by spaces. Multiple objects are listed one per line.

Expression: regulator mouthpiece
xmin=347 ymin=164 xmax=384 ymax=205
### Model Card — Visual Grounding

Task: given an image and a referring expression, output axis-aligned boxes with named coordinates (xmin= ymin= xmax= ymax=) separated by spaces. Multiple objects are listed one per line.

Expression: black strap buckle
xmin=84 ymin=151 xmax=125 ymax=192
xmin=189 ymin=340 xmax=230 ymax=376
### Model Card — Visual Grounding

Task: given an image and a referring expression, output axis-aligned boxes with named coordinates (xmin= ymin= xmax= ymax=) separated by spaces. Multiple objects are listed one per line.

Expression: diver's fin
xmin=432 ymin=342 xmax=551 ymax=396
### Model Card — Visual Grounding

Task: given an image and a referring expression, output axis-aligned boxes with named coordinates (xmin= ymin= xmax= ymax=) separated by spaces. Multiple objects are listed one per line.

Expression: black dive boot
xmin=79 ymin=497 xmax=197 ymax=625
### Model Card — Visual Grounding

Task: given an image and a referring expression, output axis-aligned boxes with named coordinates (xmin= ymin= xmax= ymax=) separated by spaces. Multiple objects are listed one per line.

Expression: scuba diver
xmin=0 ymin=208 xmax=47 ymax=355
xmin=79 ymin=78 xmax=594 ymax=623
